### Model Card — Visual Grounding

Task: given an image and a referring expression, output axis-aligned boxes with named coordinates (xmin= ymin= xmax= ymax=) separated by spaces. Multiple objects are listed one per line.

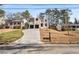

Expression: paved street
xmin=0 ymin=44 xmax=79 ymax=54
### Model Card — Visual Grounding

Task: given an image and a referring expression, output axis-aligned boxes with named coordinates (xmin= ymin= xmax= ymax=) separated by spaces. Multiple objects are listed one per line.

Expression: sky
xmin=1 ymin=4 xmax=79 ymax=22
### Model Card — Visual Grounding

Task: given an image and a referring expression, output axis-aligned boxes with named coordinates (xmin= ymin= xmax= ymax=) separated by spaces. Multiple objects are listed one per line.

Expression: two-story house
xmin=0 ymin=17 xmax=48 ymax=29
xmin=28 ymin=17 xmax=49 ymax=29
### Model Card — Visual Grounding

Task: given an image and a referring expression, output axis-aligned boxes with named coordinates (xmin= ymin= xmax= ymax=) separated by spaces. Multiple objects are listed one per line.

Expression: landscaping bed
xmin=40 ymin=29 xmax=79 ymax=44
xmin=0 ymin=30 xmax=23 ymax=44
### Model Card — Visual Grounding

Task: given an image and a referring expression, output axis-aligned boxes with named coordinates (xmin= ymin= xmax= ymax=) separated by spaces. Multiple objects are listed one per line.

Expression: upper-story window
xmin=18 ymin=22 xmax=21 ymax=25
xmin=14 ymin=22 xmax=16 ymax=25
xmin=10 ymin=23 xmax=12 ymax=25
xmin=36 ymin=18 xmax=38 ymax=21
xmin=45 ymin=19 xmax=47 ymax=22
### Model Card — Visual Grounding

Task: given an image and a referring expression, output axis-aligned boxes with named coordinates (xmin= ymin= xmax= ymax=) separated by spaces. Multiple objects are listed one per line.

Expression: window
xmin=45 ymin=23 xmax=47 ymax=26
xmin=36 ymin=18 xmax=38 ymax=21
xmin=10 ymin=23 xmax=12 ymax=25
xmin=73 ymin=26 xmax=75 ymax=28
xmin=18 ymin=22 xmax=21 ymax=25
xmin=77 ymin=26 xmax=79 ymax=28
xmin=45 ymin=19 xmax=47 ymax=22
xmin=41 ymin=23 xmax=43 ymax=27
xmin=14 ymin=22 xmax=16 ymax=25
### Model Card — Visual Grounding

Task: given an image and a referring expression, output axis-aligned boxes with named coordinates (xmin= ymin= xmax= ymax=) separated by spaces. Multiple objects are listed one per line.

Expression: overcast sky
xmin=1 ymin=4 xmax=79 ymax=22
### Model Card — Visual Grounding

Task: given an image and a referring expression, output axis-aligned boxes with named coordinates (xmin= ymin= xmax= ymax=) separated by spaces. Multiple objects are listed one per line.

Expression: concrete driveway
xmin=12 ymin=29 xmax=42 ymax=44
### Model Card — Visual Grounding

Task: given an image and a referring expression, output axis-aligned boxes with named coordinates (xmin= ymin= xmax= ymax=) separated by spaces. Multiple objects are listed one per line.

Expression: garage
xmin=30 ymin=25 xmax=34 ymax=29
xmin=35 ymin=25 xmax=39 ymax=28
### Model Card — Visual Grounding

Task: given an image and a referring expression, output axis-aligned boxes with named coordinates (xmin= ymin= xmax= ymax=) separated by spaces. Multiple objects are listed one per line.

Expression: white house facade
xmin=28 ymin=18 xmax=49 ymax=29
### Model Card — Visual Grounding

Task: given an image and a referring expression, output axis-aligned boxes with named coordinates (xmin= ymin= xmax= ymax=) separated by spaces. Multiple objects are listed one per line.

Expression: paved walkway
xmin=12 ymin=29 xmax=42 ymax=44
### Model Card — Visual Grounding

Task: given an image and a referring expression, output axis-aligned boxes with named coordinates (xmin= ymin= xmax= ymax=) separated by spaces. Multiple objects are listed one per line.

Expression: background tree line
xmin=0 ymin=6 xmax=79 ymax=25
xmin=39 ymin=8 xmax=72 ymax=26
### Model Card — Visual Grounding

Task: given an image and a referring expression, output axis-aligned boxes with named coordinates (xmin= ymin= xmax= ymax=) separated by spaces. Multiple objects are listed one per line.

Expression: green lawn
xmin=0 ymin=30 xmax=23 ymax=44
